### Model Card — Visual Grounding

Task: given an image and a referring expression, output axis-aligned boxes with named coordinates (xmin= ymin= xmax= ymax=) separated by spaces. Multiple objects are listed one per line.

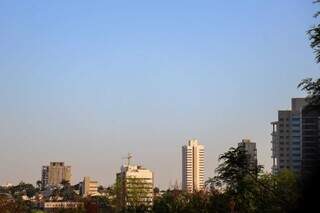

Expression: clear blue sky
xmin=0 ymin=0 xmax=318 ymax=189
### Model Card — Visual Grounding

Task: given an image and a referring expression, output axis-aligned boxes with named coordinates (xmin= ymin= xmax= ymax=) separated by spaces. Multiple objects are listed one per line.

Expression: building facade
xmin=116 ymin=164 xmax=154 ymax=209
xmin=301 ymin=105 xmax=320 ymax=178
xmin=40 ymin=202 xmax=83 ymax=212
xmin=182 ymin=139 xmax=204 ymax=193
xmin=271 ymin=98 xmax=306 ymax=174
xmin=41 ymin=162 xmax=71 ymax=188
xmin=80 ymin=176 xmax=98 ymax=197
xmin=41 ymin=166 xmax=49 ymax=189
xmin=238 ymin=139 xmax=257 ymax=171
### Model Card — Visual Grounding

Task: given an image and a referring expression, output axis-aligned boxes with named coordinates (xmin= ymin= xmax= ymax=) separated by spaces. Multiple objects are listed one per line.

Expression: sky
xmin=0 ymin=0 xmax=319 ymax=189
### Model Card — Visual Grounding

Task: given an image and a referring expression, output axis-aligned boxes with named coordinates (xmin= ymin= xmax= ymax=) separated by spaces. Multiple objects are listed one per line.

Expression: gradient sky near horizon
xmin=0 ymin=0 xmax=319 ymax=189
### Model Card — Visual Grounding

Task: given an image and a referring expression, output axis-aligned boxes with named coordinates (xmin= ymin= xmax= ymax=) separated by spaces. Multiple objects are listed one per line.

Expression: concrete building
xmin=80 ymin=177 xmax=98 ymax=197
xmin=271 ymin=98 xmax=307 ymax=174
xmin=40 ymin=202 xmax=83 ymax=212
xmin=301 ymin=105 xmax=320 ymax=178
xmin=41 ymin=166 xmax=49 ymax=189
xmin=182 ymin=139 xmax=205 ymax=193
xmin=41 ymin=162 xmax=71 ymax=188
xmin=116 ymin=164 xmax=154 ymax=209
xmin=238 ymin=139 xmax=257 ymax=171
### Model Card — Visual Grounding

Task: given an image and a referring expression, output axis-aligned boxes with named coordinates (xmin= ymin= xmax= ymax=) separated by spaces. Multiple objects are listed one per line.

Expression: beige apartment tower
xmin=41 ymin=162 xmax=71 ymax=188
xmin=182 ymin=139 xmax=205 ymax=193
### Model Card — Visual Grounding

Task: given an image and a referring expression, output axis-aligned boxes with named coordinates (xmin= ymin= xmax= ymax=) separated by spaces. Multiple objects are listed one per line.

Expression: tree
xmin=36 ymin=180 xmax=42 ymax=190
xmin=9 ymin=182 xmax=38 ymax=198
xmin=212 ymin=147 xmax=299 ymax=213
xmin=299 ymin=1 xmax=320 ymax=106
xmin=213 ymin=147 xmax=263 ymax=190
xmin=60 ymin=184 xmax=80 ymax=201
xmin=307 ymin=0 xmax=320 ymax=63
xmin=213 ymin=147 xmax=261 ymax=212
xmin=298 ymin=78 xmax=320 ymax=105
xmin=153 ymin=187 xmax=160 ymax=195
xmin=152 ymin=189 xmax=188 ymax=213
xmin=83 ymin=196 xmax=115 ymax=213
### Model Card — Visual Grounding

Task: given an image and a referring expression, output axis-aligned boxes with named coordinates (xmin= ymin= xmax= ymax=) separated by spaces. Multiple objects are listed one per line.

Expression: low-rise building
xmin=40 ymin=202 xmax=84 ymax=212
xmin=80 ymin=176 xmax=98 ymax=197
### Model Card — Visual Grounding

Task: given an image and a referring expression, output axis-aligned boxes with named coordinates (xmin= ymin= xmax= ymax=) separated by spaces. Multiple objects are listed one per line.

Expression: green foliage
xmin=308 ymin=0 xmax=320 ymax=63
xmin=0 ymin=197 xmax=36 ymax=213
xmin=152 ymin=146 xmax=301 ymax=213
xmin=153 ymin=189 xmax=186 ymax=213
xmin=213 ymin=147 xmax=263 ymax=191
xmin=60 ymin=182 xmax=81 ymax=201
xmin=153 ymin=189 xmax=231 ymax=213
xmin=299 ymin=1 xmax=320 ymax=106
xmin=36 ymin=180 xmax=42 ymax=190
xmin=298 ymin=78 xmax=320 ymax=105
xmin=0 ymin=151 xmax=302 ymax=213
xmin=213 ymin=147 xmax=300 ymax=213
xmin=3 ymin=182 xmax=39 ymax=198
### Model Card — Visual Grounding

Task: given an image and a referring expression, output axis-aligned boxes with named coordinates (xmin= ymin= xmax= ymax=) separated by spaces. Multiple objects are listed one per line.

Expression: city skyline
xmin=0 ymin=1 xmax=319 ymax=190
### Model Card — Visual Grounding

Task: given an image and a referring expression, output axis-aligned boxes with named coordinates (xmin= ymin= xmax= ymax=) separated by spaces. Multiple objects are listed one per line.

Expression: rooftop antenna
xmin=122 ymin=153 xmax=133 ymax=166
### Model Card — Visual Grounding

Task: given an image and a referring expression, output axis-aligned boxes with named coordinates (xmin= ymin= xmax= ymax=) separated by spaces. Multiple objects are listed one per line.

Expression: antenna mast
xmin=123 ymin=153 xmax=133 ymax=166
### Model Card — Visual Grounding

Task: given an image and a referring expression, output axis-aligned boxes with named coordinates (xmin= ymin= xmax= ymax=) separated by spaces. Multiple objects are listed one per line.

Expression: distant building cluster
xmin=2 ymin=96 xmax=319 ymax=211
xmin=37 ymin=137 xmax=259 ymax=209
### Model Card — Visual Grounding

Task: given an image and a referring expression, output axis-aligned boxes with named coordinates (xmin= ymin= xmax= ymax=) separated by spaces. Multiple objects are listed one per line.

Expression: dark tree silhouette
xmin=299 ymin=1 xmax=320 ymax=105
xmin=308 ymin=0 xmax=320 ymax=63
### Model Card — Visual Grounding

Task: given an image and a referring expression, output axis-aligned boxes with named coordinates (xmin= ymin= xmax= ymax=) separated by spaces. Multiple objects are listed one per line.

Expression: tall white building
xmin=182 ymin=139 xmax=204 ymax=193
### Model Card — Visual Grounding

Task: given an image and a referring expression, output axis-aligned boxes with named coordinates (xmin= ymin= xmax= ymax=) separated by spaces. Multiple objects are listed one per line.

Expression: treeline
xmin=152 ymin=147 xmax=300 ymax=213
xmin=0 ymin=147 xmax=310 ymax=213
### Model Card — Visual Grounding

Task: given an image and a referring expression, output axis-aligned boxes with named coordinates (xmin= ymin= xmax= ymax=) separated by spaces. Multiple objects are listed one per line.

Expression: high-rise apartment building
xmin=182 ymin=139 xmax=204 ymax=193
xmin=271 ymin=98 xmax=306 ymax=174
xmin=116 ymin=164 xmax=154 ymax=209
xmin=41 ymin=162 xmax=71 ymax=188
xmin=80 ymin=177 xmax=98 ymax=197
xmin=238 ymin=139 xmax=257 ymax=170
xmin=301 ymin=105 xmax=320 ymax=178
xmin=41 ymin=166 xmax=49 ymax=189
